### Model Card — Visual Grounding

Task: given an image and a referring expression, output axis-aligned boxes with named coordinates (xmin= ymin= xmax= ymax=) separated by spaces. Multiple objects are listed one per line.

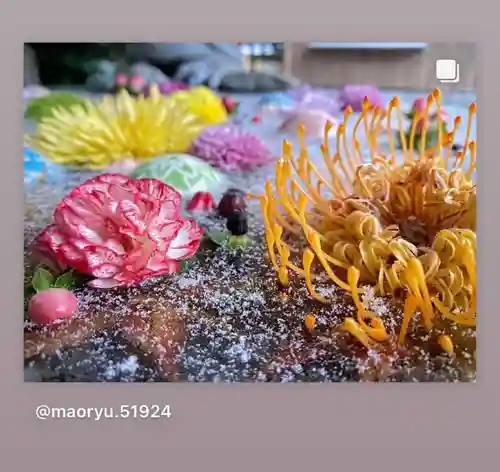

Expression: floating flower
xmin=186 ymin=191 xmax=216 ymax=213
xmin=288 ymin=85 xmax=341 ymax=116
xmin=278 ymin=109 xmax=338 ymax=138
xmin=189 ymin=124 xmax=273 ymax=172
xmin=26 ymin=86 xmax=206 ymax=170
xmin=261 ymin=87 xmax=340 ymax=125
xmin=338 ymin=84 xmax=382 ymax=112
xmin=130 ymin=153 xmax=225 ymax=198
xmin=255 ymin=89 xmax=476 ymax=353
xmin=170 ymin=86 xmax=228 ymax=126
xmin=35 ymin=173 xmax=204 ymax=288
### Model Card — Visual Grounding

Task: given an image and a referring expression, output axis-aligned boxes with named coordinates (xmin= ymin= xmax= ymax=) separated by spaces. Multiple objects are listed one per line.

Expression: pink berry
xmin=251 ymin=115 xmax=262 ymax=123
xmin=129 ymin=75 xmax=145 ymax=88
xmin=115 ymin=73 xmax=128 ymax=88
xmin=28 ymin=288 xmax=78 ymax=325
xmin=222 ymin=96 xmax=238 ymax=113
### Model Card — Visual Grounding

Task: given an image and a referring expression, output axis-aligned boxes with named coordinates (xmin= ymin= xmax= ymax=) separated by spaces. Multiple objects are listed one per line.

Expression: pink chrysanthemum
xmin=35 ymin=173 xmax=203 ymax=288
xmin=188 ymin=124 xmax=273 ymax=172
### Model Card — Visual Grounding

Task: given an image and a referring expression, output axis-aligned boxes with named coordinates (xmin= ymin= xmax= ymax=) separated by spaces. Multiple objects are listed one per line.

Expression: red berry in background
xmin=251 ymin=115 xmax=262 ymax=123
xmin=28 ymin=288 xmax=78 ymax=325
xmin=218 ymin=189 xmax=247 ymax=218
xmin=222 ymin=96 xmax=239 ymax=114
xmin=128 ymin=74 xmax=146 ymax=94
xmin=115 ymin=73 xmax=128 ymax=88
xmin=186 ymin=191 xmax=216 ymax=213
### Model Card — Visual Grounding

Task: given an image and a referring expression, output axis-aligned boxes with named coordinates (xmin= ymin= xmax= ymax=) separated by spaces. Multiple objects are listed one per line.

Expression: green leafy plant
xmin=31 ymin=266 xmax=79 ymax=293
xmin=180 ymin=258 xmax=198 ymax=273
xmin=398 ymin=122 xmax=447 ymax=152
xmin=25 ymin=93 xmax=90 ymax=121
xmin=206 ymin=230 xmax=230 ymax=246
xmin=397 ymin=108 xmax=448 ymax=152
xmin=205 ymin=230 xmax=250 ymax=250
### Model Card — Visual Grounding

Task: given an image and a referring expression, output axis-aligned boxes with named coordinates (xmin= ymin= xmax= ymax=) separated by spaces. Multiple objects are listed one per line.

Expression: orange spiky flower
xmin=255 ymin=89 xmax=476 ymax=352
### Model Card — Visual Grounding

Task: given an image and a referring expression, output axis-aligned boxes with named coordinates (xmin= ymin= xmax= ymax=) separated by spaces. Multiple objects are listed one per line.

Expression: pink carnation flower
xmin=189 ymin=124 xmax=273 ymax=172
xmin=35 ymin=174 xmax=203 ymax=289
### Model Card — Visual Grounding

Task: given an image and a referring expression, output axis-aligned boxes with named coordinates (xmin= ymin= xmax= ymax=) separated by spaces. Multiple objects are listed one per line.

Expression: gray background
xmin=2 ymin=0 xmax=496 ymax=470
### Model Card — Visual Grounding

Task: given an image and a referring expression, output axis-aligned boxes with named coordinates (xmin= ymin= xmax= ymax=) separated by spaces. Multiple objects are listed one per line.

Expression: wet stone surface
xmin=23 ymin=89 xmax=477 ymax=382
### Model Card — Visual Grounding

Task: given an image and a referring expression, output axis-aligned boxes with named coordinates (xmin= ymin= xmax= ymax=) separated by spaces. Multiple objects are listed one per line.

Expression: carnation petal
xmin=157 ymin=198 xmax=181 ymax=222
xmin=94 ymin=173 xmax=131 ymax=186
xmin=88 ymin=278 xmax=122 ymax=289
xmin=118 ymin=199 xmax=148 ymax=234
xmin=148 ymin=221 xmax=182 ymax=244
xmin=39 ymin=225 xmax=65 ymax=249
xmin=59 ymin=243 xmax=85 ymax=264
xmin=91 ymin=263 xmax=121 ymax=279
xmin=166 ymin=219 xmax=203 ymax=260
xmin=84 ymin=246 xmax=123 ymax=271
xmin=146 ymin=256 xmax=180 ymax=274
xmin=133 ymin=178 xmax=180 ymax=203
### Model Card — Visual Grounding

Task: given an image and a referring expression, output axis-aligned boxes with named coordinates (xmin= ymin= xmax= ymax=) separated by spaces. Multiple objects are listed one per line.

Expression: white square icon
xmin=436 ymin=59 xmax=460 ymax=83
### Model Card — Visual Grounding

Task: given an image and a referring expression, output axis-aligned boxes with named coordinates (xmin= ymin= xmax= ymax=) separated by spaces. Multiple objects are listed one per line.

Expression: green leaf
xmin=206 ymin=230 xmax=230 ymax=246
xmin=53 ymin=270 xmax=77 ymax=289
xmin=228 ymin=235 xmax=250 ymax=250
xmin=32 ymin=266 xmax=55 ymax=293
xmin=180 ymin=258 xmax=197 ymax=272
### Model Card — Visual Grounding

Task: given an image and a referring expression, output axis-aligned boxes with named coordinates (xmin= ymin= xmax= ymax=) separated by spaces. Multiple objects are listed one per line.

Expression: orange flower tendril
xmin=254 ymin=89 xmax=476 ymax=353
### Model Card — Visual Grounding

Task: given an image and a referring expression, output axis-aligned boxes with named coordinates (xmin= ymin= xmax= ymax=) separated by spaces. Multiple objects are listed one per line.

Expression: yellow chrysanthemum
xmin=26 ymin=86 xmax=207 ymax=169
xmin=255 ymin=89 xmax=476 ymax=353
xmin=170 ymin=86 xmax=228 ymax=126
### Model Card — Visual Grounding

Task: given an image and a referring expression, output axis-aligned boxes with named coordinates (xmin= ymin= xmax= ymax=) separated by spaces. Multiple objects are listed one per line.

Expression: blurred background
xmin=24 ymin=41 xmax=477 ymax=180
xmin=24 ymin=42 xmax=476 ymax=91
xmin=24 ymin=41 xmax=476 ymax=151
